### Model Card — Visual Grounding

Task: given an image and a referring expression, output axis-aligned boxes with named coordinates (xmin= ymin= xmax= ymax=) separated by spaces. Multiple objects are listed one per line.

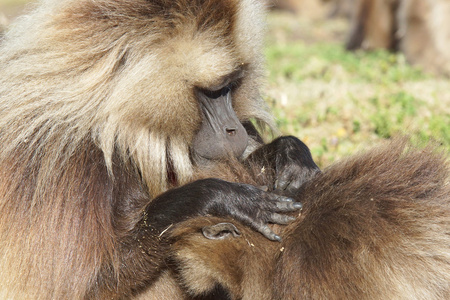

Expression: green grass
xmin=0 ymin=0 xmax=30 ymax=20
xmin=266 ymin=42 xmax=427 ymax=84
xmin=265 ymin=12 xmax=449 ymax=167
xmin=0 ymin=0 xmax=29 ymax=10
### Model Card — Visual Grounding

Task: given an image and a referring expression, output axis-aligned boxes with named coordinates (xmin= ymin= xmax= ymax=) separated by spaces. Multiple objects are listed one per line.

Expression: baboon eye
xmin=203 ymin=84 xmax=232 ymax=99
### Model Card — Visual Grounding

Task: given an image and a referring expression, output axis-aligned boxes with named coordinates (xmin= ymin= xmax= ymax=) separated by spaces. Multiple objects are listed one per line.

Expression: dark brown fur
xmin=169 ymin=139 xmax=450 ymax=299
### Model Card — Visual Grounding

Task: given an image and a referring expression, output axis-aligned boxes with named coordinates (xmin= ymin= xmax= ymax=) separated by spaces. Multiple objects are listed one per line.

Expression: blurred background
xmin=1 ymin=0 xmax=449 ymax=167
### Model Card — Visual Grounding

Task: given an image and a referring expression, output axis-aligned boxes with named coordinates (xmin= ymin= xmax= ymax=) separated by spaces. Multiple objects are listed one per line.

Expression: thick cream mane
xmin=0 ymin=0 xmax=273 ymax=198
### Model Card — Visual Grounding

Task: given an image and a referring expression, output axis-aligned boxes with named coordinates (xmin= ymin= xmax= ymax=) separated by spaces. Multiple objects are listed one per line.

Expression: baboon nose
xmin=226 ymin=127 xmax=237 ymax=136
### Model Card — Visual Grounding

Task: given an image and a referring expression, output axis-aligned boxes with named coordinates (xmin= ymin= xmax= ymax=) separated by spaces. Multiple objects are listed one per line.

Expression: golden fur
xmin=0 ymin=0 xmax=273 ymax=298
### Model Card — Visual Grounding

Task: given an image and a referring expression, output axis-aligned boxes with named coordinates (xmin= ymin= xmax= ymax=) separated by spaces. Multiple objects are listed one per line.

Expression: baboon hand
xmin=270 ymin=136 xmax=320 ymax=194
xmin=202 ymin=179 xmax=302 ymax=241
xmin=147 ymin=178 xmax=302 ymax=241
xmin=274 ymin=163 xmax=320 ymax=193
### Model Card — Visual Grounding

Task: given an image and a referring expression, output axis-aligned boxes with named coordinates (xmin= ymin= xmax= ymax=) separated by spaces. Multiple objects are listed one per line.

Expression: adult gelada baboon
xmin=169 ymin=139 xmax=450 ymax=299
xmin=346 ymin=0 xmax=450 ymax=76
xmin=322 ymin=0 xmax=354 ymax=19
xmin=269 ymin=0 xmax=304 ymax=13
xmin=0 ymin=0 xmax=305 ymax=298
xmin=346 ymin=0 xmax=400 ymax=51
xmin=397 ymin=0 xmax=450 ymax=76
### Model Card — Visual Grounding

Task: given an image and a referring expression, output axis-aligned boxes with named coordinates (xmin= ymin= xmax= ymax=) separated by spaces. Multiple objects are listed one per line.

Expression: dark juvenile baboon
xmin=169 ymin=139 xmax=450 ymax=299
xmin=0 ymin=0 xmax=304 ymax=298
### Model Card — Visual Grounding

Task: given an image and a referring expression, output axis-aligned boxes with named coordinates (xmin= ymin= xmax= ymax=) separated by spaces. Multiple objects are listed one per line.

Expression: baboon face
xmin=52 ymin=0 xmax=265 ymax=161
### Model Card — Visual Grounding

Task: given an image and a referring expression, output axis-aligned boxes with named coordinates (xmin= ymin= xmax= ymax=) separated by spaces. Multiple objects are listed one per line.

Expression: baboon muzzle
xmin=192 ymin=90 xmax=248 ymax=160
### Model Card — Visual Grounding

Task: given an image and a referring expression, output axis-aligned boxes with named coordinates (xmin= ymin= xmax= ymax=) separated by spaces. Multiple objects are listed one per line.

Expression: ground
xmin=265 ymin=5 xmax=449 ymax=166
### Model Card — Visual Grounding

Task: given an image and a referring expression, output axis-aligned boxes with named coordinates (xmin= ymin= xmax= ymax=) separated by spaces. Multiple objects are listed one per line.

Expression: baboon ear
xmin=202 ymin=223 xmax=241 ymax=240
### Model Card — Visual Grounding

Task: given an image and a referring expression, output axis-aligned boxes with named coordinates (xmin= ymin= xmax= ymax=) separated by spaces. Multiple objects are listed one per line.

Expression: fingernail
xmin=293 ymin=203 xmax=303 ymax=209
xmin=280 ymin=197 xmax=294 ymax=202
xmin=273 ymin=234 xmax=282 ymax=242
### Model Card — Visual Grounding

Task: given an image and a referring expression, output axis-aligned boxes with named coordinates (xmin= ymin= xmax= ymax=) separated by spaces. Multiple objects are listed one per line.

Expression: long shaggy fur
xmin=0 ymin=0 xmax=272 ymax=298
xmin=169 ymin=139 xmax=450 ymax=299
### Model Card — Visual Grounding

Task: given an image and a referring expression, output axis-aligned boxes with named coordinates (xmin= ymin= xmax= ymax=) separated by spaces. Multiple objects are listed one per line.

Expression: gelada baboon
xmin=0 ymin=0 xmax=305 ymax=298
xmin=346 ymin=0 xmax=450 ymax=76
xmin=269 ymin=0 xmax=327 ymax=17
xmin=169 ymin=139 xmax=450 ymax=299
xmin=269 ymin=0 xmax=304 ymax=13
xmin=322 ymin=0 xmax=354 ymax=19
xmin=346 ymin=0 xmax=400 ymax=51
xmin=0 ymin=13 xmax=9 ymax=35
xmin=397 ymin=0 xmax=450 ymax=76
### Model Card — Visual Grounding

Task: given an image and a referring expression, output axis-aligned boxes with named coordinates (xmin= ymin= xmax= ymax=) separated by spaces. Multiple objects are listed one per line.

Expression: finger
xmin=274 ymin=178 xmax=290 ymax=191
xmin=269 ymin=213 xmax=296 ymax=224
xmin=269 ymin=194 xmax=295 ymax=202
xmin=254 ymin=223 xmax=282 ymax=242
xmin=275 ymin=201 xmax=302 ymax=212
xmin=275 ymin=169 xmax=295 ymax=191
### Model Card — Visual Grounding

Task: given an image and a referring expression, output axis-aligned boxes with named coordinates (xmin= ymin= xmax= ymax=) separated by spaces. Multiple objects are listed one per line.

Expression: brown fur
xmin=346 ymin=0 xmax=450 ymax=75
xmin=0 ymin=0 xmax=272 ymax=298
xmin=397 ymin=0 xmax=450 ymax=76
xmin=0 ymin=12 xmax=9 ymax=36
xmin=324 ymin=0 xmax=355 ymax=18
xmin=346 ymin=0 xmax=399 ymax=51
xmin=169 ymin=139 xmax=450 ymax=299
xmin=268 ymin=0 xmax=327 ymax=17
xmin=269 ymin=0 xmax=304 ymax=13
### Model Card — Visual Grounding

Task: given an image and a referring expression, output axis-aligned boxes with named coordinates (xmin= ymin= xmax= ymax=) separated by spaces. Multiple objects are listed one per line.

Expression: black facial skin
xmin=192 ymin=84 xmax=249 ymax=160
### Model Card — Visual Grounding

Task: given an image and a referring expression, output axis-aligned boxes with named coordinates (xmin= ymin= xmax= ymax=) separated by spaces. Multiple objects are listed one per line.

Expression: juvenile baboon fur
xmin=169 ymin=139 xmax=450 ymax=299
xmin=0 ymin=0 xmax=306 ymax=298
xmin=346 ymin=0 xmax=450 ymax=76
